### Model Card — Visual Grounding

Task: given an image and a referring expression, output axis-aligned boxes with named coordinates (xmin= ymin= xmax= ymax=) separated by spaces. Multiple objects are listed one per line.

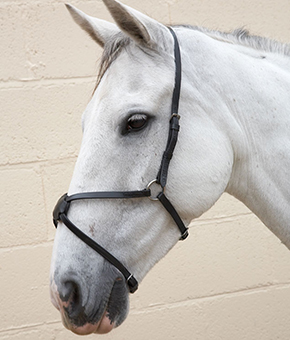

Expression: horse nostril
xmin=59 ymin=281 xmax=76 ymax=302
xmin=59 ymin=279 xmax=84 ymax=320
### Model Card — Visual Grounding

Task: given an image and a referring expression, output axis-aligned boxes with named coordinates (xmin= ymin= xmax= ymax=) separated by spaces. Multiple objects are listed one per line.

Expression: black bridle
xmin=53 ymin=27 xmax=188 ymax=294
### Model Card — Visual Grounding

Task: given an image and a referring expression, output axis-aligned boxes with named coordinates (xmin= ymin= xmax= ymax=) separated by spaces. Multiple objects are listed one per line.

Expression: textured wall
xmin=1 ymin=0 xmax=290 ymax=339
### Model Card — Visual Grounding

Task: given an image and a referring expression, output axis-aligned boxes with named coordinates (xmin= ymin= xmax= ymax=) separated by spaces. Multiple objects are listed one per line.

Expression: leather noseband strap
xmin=53 ymin=192 xmax=146 ymax=293
xmin=53 ymin=27 xmax=188 ymax=294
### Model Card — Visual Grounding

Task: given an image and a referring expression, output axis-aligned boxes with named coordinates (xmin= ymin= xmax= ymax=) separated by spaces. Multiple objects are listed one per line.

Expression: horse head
xmin=50 ymin=0 xmax=234 ymax=335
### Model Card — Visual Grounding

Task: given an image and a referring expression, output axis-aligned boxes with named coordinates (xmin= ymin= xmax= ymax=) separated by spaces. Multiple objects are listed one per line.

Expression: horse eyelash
xmin=121 ymin=113 xmax=152 ymax=135
xmin=127 ymin=113 xmax=148 ymax=122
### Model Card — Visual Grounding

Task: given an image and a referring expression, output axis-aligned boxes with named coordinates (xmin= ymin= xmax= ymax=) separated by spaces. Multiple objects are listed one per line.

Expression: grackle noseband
xmin=53 ymin=27 xmax=189 ymax=294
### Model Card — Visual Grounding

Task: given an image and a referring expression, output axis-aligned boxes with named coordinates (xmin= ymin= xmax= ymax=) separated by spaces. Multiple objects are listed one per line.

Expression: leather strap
xmin=53 ymin=191 xmax=150 ymax=227
xmin=53 ymin=193 xmax=139 ymax=293
xmin=66 ymin=189 xmax=150 ymax=202
xmin=60 ymin=214 xmax=138 ymax=293
xmin=168 ymin=27 xmax=182 ymax=116
xmin=156 ymin=27 xmax=182 ymax=188
xmin=157 ymin=192 xmax=188 ymax=240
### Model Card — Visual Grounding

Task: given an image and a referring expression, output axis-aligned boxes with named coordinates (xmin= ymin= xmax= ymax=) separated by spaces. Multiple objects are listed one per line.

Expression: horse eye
xmin=126 ymin=114 xmax=148 ymax=131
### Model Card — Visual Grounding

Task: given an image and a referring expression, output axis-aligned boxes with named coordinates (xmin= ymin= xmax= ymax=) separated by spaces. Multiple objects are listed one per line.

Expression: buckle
xmin=52 ymin=193 xmax=70 ymax=227
xmin=170 ymin=113 xmax=180 ymax=121
xmin=179 ymin=229 xmax=189 ymax=241
xmin=127 ymin=274 xmax=139 ymax=294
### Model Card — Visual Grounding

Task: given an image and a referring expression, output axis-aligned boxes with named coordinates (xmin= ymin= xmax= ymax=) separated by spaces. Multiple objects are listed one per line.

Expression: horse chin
xmin=65 ymin=313 xmax=115 ymax=335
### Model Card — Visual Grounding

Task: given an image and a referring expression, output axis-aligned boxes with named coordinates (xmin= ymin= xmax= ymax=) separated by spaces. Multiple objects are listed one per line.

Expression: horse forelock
xmin=94 ymin=33 xmax=131 ymax=91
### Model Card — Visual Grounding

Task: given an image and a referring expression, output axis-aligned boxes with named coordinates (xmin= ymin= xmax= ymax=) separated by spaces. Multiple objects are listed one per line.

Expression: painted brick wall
xmin=1 ymin=1 xmax=290 ymax=339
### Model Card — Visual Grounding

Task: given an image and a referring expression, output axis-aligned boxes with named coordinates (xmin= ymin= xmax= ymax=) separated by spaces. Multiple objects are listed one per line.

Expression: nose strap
xmin=53 ymin=192 xmax=148 ymax=293
xmin=59 ymin=213 xmax=139 ymax=293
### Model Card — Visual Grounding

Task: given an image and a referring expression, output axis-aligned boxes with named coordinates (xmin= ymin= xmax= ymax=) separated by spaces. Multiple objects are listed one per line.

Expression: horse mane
xmin=181 ymin=26 xmax=290 ymax=57
xmin=95 ymin=26 xmax=290 ymax=90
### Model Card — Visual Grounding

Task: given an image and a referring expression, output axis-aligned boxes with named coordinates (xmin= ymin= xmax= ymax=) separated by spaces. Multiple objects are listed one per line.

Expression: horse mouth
xmin=52 ymin=277 xmax=129 ymax=335
xmin=59 ymin=298 xmax=116 ymax=335
xmin=64 ymin=310 xmax=115 ymax=335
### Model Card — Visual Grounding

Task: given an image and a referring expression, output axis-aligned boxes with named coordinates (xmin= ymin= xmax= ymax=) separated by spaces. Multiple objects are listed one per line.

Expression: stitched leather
xmin=67 ymin=189 xmax=151 ymax=202
xmin=53 ymin=193 xmax=141 ymax=293
xmin=157 ymin=192 xmax=188 ymax=240
xmin=156 ymin=28 xmax=182 ymax=188
xmin=59 ymin=214 xmax=139 ymax=293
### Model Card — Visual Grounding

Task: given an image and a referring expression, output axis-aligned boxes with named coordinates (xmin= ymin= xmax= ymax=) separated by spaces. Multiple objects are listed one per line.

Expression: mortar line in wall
xmin=0 ymin=75 xmax=97 ymax=91
xmin=0 ymin=0 xmax=99 ymax=5
xmin=189 ymin=212 xmax=253 ymax=226
xmin=0 ymin=240 xmax=54 ymax=253
xmin=188 ymin=213 xmax=253 ymax=230
xmin=131 ymin=282 xmax=290 ymax=315
xmin=0 ymin=320 xmax=62 ymax=335
xmin=0 ymin=156 xmax=77 ymax=170
xmin=0 ymin=323 xmax=43 ymax=335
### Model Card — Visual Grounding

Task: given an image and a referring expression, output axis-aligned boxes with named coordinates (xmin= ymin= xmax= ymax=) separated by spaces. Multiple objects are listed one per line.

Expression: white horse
xmin=50 ymin=0 xmax=290 ymax=335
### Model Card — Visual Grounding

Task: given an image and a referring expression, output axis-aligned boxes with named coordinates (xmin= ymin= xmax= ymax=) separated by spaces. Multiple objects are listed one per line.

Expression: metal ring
xmin=146 ymin=179 xmax=165 ymax=201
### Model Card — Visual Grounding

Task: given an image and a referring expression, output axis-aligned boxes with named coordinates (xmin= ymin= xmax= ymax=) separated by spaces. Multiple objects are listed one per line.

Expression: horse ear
xmin=65 ymin=4 xmax=120 ymax=47
xmin=103 ymin=0 xmax=168 ymax=48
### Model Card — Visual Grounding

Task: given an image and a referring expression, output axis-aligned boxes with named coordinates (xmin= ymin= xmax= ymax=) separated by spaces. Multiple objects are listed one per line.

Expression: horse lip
xmin=87 ymin=276 xmax=129 ymax=331
xmin=67 ymin=310 xmax=115 ymax=335
xmin=105 ymin=276 xmax=129 ymax=327
xmin=62 ymin=298 xmax=114 ymax=335
xmin=94 ymin=311 xmax=115 ymax=334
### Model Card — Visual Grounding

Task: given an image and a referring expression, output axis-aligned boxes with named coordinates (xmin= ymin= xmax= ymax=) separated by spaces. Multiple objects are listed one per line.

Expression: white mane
xmin=96 ymin=26 xmax=290 ymax=89
xmin=180 ymin=26 xmax=290 ymax=57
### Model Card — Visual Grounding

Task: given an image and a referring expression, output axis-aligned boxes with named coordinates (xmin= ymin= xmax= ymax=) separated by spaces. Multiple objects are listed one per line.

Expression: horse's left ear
xmin=103 ymin=0 xmax=169 ymax=48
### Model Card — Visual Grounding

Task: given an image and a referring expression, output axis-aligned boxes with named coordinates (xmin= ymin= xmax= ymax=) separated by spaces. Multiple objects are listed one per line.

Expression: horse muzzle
xmin=50 ymin=268 xmax=129 ymax=335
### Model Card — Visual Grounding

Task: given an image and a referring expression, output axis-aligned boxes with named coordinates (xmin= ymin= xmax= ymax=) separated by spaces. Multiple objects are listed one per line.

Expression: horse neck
xmin=227 ymin=101 xmax=290 ymax=249
xmin=226 ymin=54 xmax=290 ymax=249
xmin=228 ymin=131 xmax=290 ymax=249
xmin=179 ymin=28 xmax=290 ymax=248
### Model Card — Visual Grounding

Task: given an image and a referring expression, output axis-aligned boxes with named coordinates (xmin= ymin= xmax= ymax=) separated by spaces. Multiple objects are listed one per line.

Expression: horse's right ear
xmin=103 ymin=0 xmax=168 ymax=49
xmin=65 ymin=4 xmax=120 ymax=48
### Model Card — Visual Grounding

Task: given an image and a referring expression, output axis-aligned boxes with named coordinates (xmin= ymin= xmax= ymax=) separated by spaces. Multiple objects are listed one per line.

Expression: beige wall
xmin=1 ymin=0 xmax=290 ymax=339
